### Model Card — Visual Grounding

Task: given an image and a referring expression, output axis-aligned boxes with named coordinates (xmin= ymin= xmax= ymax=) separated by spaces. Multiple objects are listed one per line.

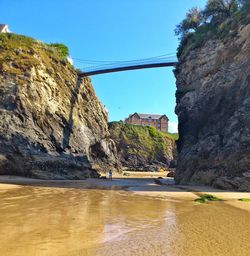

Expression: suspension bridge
xmin=73 ymin=54 xmax=178 ymax=77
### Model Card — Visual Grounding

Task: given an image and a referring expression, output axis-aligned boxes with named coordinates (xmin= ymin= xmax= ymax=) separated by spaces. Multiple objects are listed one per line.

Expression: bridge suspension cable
xmin=72 ymin=53 xmax=178 ymax=76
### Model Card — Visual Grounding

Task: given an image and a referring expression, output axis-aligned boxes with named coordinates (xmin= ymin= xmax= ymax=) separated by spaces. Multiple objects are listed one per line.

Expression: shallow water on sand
xmin=0 ymin=186 xmax=249 ymax=256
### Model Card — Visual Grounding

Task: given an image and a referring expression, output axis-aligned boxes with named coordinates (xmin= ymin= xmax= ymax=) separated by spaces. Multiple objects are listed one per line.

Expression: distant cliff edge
xmin=109 ymin=122 xmax=177 ymax=171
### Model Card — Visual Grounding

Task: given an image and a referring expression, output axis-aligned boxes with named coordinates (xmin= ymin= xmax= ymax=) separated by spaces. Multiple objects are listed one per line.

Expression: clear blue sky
xmin=1 ymin=0 xmax=206 ymax=132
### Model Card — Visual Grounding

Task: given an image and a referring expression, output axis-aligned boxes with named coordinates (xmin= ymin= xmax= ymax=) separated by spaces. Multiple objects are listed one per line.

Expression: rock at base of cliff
xmin=0 ymin=153 xmax=100 ymax=180
xmin=213 ymin=176 xmax=250 ymax=192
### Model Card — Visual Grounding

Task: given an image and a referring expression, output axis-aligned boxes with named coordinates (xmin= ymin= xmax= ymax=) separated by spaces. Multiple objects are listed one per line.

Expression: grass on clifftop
xmin=0 ymin=33 xmax=73 ymax=80
xmin=177 ymin=1 xmax=250 ymax=58
xmin=109 ymin=121 xmax=178 ymax=141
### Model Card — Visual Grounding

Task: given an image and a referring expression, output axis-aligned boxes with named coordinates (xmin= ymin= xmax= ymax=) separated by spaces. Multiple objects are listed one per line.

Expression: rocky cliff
xmin=109 ymin=122 xmax=177 ymax=171
xmin=0 ymin=33 xmax=118 ymax=179
xmin=175 ymin=12 xmax=250 ymax=191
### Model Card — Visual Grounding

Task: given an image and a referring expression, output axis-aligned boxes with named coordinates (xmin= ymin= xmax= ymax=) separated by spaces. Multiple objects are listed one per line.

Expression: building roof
xmin=0 ymin=24 xmax=8 ymax=32
xmin=131 ymin=113 xmax=169 ymax=120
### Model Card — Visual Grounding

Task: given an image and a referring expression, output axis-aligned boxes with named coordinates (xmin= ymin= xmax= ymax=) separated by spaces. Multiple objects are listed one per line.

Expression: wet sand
xmin=0 ymin=175 xmax=249 ymax=211
xmin=0 ymin=175 xmax=250 ymax=256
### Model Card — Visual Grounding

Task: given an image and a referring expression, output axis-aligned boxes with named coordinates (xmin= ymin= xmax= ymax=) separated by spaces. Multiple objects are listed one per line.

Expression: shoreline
xmin=0 ymin=175 xmax=250 ymax=212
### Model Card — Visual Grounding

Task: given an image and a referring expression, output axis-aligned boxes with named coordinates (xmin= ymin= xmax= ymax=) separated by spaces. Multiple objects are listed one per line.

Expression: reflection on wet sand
xmin=0 ymin=186 xmax=249 ymax=256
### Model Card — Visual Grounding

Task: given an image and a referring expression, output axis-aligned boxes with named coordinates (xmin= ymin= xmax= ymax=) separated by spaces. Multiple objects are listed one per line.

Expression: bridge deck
xmin=79 ymin=62 xmax=178 ymax=77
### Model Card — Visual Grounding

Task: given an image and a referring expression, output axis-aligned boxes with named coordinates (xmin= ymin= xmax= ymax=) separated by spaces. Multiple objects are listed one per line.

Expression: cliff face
xmin=0 ymin=34 xmax=118 ymax=179
xmin=175 ymin=18 xmax=250 ymax=190
xmin=109 ymin=122 xmax=176 ymax=171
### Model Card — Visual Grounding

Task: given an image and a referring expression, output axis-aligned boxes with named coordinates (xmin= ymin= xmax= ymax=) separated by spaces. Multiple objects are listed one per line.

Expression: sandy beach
xmin=0 ymin=174 xmax=249 ymax=212
xmin=0 ymin=174 xmax=250 ymax=256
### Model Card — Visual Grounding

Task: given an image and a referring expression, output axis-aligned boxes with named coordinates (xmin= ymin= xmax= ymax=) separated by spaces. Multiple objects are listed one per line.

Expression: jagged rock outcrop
xmin=175 ymin=16 xmax=250 ymax=191
xmin=109 ymin=121 xmax=176 ymax=171
xmin=0 ymin=34 xmax=119 ymax=179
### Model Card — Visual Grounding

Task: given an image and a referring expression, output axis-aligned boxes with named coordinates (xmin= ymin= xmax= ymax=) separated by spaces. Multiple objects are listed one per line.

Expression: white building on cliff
xmin=0 ymin=24 xmax=10 ymax=33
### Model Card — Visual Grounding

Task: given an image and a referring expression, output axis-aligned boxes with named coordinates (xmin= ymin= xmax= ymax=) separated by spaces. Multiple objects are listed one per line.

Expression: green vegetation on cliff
xmin=109 ymin=122 xmax=177 ymax=170
xmin=0 ymin=33 xmax=72 ymax=82
xmin=176 ymin=0 xmax=250 ymax=58
xmin=47 ymin=43 xmax=69 ymax=59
